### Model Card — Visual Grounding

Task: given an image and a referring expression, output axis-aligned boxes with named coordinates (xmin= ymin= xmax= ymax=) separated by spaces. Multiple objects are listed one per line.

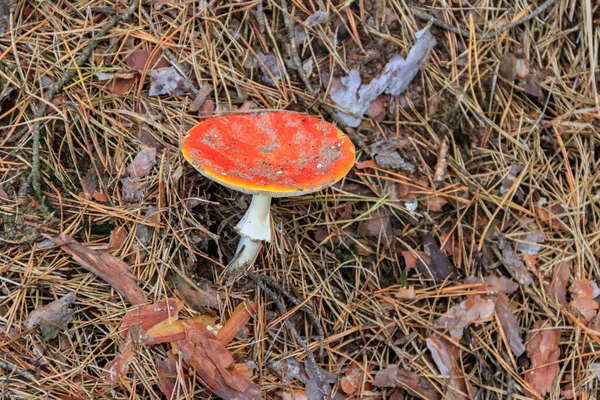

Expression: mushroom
xmin=181 ymin=111 xmax=355 ymax=277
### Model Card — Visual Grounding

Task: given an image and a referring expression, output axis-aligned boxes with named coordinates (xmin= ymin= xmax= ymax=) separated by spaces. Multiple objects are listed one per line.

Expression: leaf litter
xmin=23 ymin=292 xmax=77 ymax=340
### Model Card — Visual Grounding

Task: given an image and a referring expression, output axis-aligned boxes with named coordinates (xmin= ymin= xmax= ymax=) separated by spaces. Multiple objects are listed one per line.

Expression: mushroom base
xmin=227 ymin=235 xmax=263 ymax=277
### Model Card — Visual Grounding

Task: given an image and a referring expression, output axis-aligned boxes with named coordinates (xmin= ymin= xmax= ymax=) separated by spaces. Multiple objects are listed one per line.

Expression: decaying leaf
xmin=370 ymin=137 xmax=415 ymax=171
xmin=500 ymin=165 xmax=524 ymax=199
xmin=23 ymin=292 xmax=76 ymax=340
xmin=495 ymin=293 xmax=525 ymax=356
xmin=109 ymin=226 xmax=128 ymax=250
xmin=435 ymin=295 xmax=496 ymax=339
xmin=121 ymin=147 xmax=157 ymax=203
xmin=373 ymin=366 xmax=440 ymax=400
xmin=396 ymin=286 xmax=416 ymax=300
xmin=401 ymin=250 xmax=430 ymax=270
xmin=189 ymin=83 xmax=213 ymax=112
xmin=420 ymin=234 xmax=455 ymax=282
xmin=549 ymin=261 xmax=571 ymax=305
xmin=257 ymin=52 xmax=281 ymax=86
xmin=426 ymin=336 xmax=469 ymax=400
xmin=294 ymin=11 xmax=328 ymax=43
xmin=120 ymin=298 xmax=183 ymax=337
xmin=126 ymin=148 xmax=157 ymax=178
xmin=464 ymin=275 xmax=518 ymax=294
xmin=172 ymin=276 xmax=222 ymax=311
xmin=569 ymin=279 xmax=600 ymax=322
xmin=524 ymin=321 xmax=560 ymax=397
xmin=104 ymin=339 xmax=134 ymax=383
xmin=149 ymin=67 xmax=191 ymax=96
xmin=340 ymin=365 xmax=364 ymax=395
xmin=155 ymin=355 xmax=179 ymax=399
xmin=519 ymin=69 xmax=552 ymax=101
xmin=498 ymin=53 xmax=528 ymax=82
xmin=49 ymin=235 xmax=146 ymax=305
xmin=357 ymin=208 xmax=393 ymax=244
xmin=177 ymin=320 xmax=263 ymax=399
xmin=498 ymin=238 xmax=534 ymax=286
xmin=517 ymin=228 xmax=545 ymax=256
xmin=127 ymin=50 xmax=170 ymax=71
xmin=329 ymin=26 xmax=435 ymax=127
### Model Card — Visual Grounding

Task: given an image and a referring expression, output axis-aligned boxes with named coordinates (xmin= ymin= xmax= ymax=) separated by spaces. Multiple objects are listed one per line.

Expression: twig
xmin=0 ymin=359 xmax=36 ymax=381
xmin=414 ymin=0 xmax=556 ymax=39
xmin=248 ymin=272 xmax=325 ymax=358
xmin=253 ymin=277 xmax=328 ymax=399
xmin=26 ymin=0 xmax=139 ymax=200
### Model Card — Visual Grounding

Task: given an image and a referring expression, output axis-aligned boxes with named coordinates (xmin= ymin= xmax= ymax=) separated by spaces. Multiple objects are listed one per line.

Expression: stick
xmin=26 ymin=0 xmax=140 ymax=200
xmin=414 ymin=0 xmax=556 ymax=39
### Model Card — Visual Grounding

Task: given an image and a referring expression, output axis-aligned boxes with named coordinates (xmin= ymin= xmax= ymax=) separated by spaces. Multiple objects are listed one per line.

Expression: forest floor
xmin=1 ymin=0 xmax=600 ymax=399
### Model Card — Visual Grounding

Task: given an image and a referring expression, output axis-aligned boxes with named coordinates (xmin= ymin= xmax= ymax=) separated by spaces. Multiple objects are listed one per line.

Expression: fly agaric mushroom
xmin=182 ymin=111 xmax=355 ymax=276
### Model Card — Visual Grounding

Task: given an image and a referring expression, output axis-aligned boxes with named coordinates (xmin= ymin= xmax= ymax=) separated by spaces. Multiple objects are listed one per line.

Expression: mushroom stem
xmin=227 ymin=194 xmax=272 ymax=277
xmin=235 ymin=194 xmax=272 ymax=242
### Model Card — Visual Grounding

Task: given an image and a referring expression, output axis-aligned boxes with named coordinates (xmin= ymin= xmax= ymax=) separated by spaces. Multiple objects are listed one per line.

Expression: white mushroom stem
xmin=227 ymin=194 xmax=272 ymax=275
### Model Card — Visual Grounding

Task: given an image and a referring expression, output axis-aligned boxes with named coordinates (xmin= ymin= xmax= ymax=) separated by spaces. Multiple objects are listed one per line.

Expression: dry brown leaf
xmin=524 ymin=321 xmax=560 ymax=397
xmin=426 ymin=336 xmax=469 ymax=400
xmin=370 ymin=137 xmax=414 ymax=171
xmin=127 ymin=50 xmax=170 ymax=71
xmin=304 ymin=360 xmax=338 ymax=400
xmin=401 ymin=251 xmax=431 ymax=270
xmin=373 ymin=366 xmax=441 ymax=400
xmin=426 ymin=195 xmax=448 ymax=211
xmin=365 ymin=94 xmax=389 ymax=122
xmin=340 ymin=365 xmax=364 ymax=395
xmin=177 ymin=320 xmax=262 ymax=399
xmin=109 ymin=226 xmax=128 ymax=250
xmin=189 ymin=83 xmax=213 ymax=112
xmin=155 ymin=355 xmax=179 ymax=399
xmin=396 ymin=286 xmax=416 ymax=300
xmin=104 ymin=339 xmax=134 ymax=383
xmin=126 ymin=147 xmax=157 ymax=179
xmin=464 ymin=275 xmax=518 ymax=294
xmin=49 ymin=235 xmax=146 ymax=305
xmin=357 ymin=209 xmax=393 ymax=244
xmin=499 ymin=238 xmax=533 ymax=286
xmin=495 ymin=293 xmax=525 ymax=356
xmin=149 ymin=67 xmax=191 ymax=96
xmin=172 ymin=276 xmax=222 ymax=311
xmin=549 ymin=261 xmax=571 ymax=305
xmin=201 ymin=98 xmax=215 ymax=116
xmin=435 ymin=294 xmax=496 ymax=339
xmin=23 ymin=292 xmax=76 ymax=340
xmin=569 ymin=279 xmax=600 ymax=322
xmin=421 ymin=233 xmax=455 ymax=282
xmin=281 ymin=390 xmax=309 ymax=400
xmin=120 ymin=298 xmax=183 ymax=337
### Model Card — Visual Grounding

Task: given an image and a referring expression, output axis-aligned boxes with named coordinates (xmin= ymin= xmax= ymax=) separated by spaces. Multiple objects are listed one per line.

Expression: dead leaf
xmin=426 ymin=336 xmax=469 ymax=400
xmin=500 ymin=165 xmax=524 ymax=199
xmin=498 ymin=53 xmax=528 ymax=81
xmin=109 ymin=226 xmax=128 ymax=250
xmin=294 ymin=11 xmax=328 ymax=43
xmin=329 ymin=26 xmax=436 ymax=127
xmin=126 ymin=148 xmax=157 ymax=178
xmin=396 ymin=286 xmax=416 ymax=300
xmin=120 ymin=298 xmax=183 ymax=337
xmin=373 ymin=366 xmax=440 ymax=400
xmin=520 ymin=69 xmax=552 ymax=101
xmin=370 ymin=137 xmax=414 ymax=171
xmin=149 ymin=67 xmax=191 ymax=96
xmin=201 ymin=98 xmax=215 ymax=116
xmin=155 ymin=355 xmax=179 ymax=399
xmin=400 ymin=250 xmax=430 ymax=270
xmin=268 ymin=358 xmax=306 ymax=383
xmin=282 ymin=390 xmax=309 ymax=400
xmin=569 ymin=279 xmax=600 ymax=322
xmin=49 ymin=235 xmax=146 ymax=305
xmin=464 ymin=275 xmax=518 ymax=294
xmin=104 ymin=339 xmax=134 ymax=383
xmin=257 ymin=52 xmax=281 ymax=86
xmin=517 ymin=228 xmax=545 ymax=256
xmin=421 ymin=233 xmax=455 ymax=282
xmin=549 ymin=261 xmax=571 ymax=305
xmin=189 ymin=83 xmax=213 ymax=112
xmin=177 ymin=320 xmax=263 ymax=399
xmin=340 ymin=365 xmax=364 ymax=395
xmin=23 ymin=292 xmax=76 ymax=340
xmin=216 ymin=300 xmax=257 ymax=345
xmin=524 ymin=321 xmax=560 ymax=397
xmin=435 ymin=295 xmax=496 ymax=339
xmin=365 ymin=94 xmax=389 ymax=122
xmin=172 ymin=276 xmax=222 ymax=311
xmin=499 ymin=238 xmax=534 ymax=286
xmin=433 ymin=137 xmax=449 ymax=183
xmin=357 ymin=209 xmax=393 ymax=244
xmin=127 ymin=50 xmax=170 ymax=71
xmin=495 ymin=293 xmax=525 ymax=356
xmin=112 ymin=77 xmax=137 ymax=95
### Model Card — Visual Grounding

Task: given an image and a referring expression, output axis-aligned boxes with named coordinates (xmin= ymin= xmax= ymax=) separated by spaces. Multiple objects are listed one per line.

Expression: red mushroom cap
xmin=182 ymin=111 xmax=355 ymax=197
